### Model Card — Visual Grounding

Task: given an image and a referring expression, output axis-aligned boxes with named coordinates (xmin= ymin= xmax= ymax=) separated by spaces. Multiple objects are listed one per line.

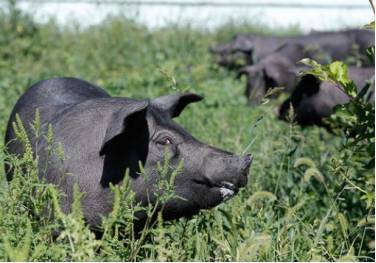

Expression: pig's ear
xmin=152 ymin=93 xmax=203 ymax=118
xmin=263 ymin=66 xmax=279 ymax=83
xmin=99 ymin=100 xmax=149 ymax=156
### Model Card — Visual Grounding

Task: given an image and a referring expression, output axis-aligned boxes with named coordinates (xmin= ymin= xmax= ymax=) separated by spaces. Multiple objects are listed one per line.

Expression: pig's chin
xmin=193 ymin=179 xmax=239 ymax=205
xmin=219 ymin=186 xmax=236 ymax=201
xmin=217 ymin=181 xmax=238 ymax=201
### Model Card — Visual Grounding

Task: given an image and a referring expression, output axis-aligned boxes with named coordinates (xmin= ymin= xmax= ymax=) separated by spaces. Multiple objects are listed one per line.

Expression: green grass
xmin=0 ymin=4 xmax=374 ymax=261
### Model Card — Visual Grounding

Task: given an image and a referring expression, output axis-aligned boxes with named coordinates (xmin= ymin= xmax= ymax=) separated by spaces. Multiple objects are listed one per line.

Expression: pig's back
xmin=5 ymin=77 xmax=110 ymax=163
xmin=9 ymin=77 xmax=109 ymax=124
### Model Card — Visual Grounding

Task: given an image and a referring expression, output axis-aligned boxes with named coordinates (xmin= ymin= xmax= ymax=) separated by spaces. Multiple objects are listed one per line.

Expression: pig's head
xmin=210 ymin=35 xmax=255 ymax=54
xmin=278 ymin=74 xmax=322 ymax=125
xmin=99 ymin=94 xmax=252 ymax=222
xmin=237 ymin=55 xmax=298 ymax=104
xmin=210 ymin=35 xmax=255 ymax=68
xmin=214 ymin=52 xmax=251 ymax=70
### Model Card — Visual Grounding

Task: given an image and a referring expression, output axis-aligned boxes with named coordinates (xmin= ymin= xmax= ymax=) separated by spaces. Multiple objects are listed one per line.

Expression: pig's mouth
xmin=218 ymin=181 xmax=237 ymax=201
xmin=193 ymin=179 xmax=238 ymax=201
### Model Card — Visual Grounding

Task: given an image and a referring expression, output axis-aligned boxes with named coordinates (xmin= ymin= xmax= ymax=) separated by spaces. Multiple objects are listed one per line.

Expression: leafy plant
xmin=298 ymin=21 xmax=375 ymax=261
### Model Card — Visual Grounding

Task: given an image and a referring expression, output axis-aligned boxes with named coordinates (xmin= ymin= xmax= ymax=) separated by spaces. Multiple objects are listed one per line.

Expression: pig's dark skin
xmin=4 ymin=77 xmax=252 ymax=231
xmin=291 ymin=29 xmax=374 ymax=65
xmin=211 ymin=29 xmax=375 ymax=68
xmin=237 ymin=53 xmax=299 ymax=104
xmin=279 ymin=67 xmax=375 ymax=126
xmin=236 ymin=42 xmax=330 ymax=104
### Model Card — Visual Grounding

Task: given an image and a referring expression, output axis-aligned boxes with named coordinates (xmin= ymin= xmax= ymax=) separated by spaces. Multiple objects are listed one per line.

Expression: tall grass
xmin=0 ymin=2 xmax=374 ymax=261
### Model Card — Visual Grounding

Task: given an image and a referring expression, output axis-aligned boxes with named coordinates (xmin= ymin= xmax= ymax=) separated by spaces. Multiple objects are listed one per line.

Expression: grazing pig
xmin=210 ymin=34 xmax=287 ymax=68
xmin=5 ymin=77 xmax=253 ymax=230
xmin=237 ymin=53 xmax=299 ymax=103
xmin=236 ymin=42 xmax=331 ymax=104
xmin=278 ymin=67 xmax=375 ymax=126
xmin=236 ymin=42 xmax=320 ymax=104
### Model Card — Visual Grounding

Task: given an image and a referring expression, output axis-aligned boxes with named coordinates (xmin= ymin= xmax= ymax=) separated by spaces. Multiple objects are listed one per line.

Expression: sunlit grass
xmin=0 ymin=3 xmax=374 ymax=261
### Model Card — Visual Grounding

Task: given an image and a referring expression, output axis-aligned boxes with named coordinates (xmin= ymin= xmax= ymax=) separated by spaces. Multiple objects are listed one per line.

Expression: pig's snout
xmin=191 ymin=151 xmax=254 ymax=206
xmin=241 ymin=154 xmax=253 ymax=173
xmin=236 ymin=154 xmax=253 ymax=187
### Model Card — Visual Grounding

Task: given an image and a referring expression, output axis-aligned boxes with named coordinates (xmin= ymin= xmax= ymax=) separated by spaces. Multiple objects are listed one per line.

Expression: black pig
xmin=279 ymin=67 xmax=375 ymax=126
xmin=5 ymin=77 xmax=253 ymax=230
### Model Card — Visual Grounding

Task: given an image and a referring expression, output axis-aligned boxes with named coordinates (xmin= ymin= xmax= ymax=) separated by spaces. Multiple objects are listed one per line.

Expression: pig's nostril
xmin=241 ymin=154 xmax=253 ymax=174
xmin=245 ymin=154 xmax=253 ymax=165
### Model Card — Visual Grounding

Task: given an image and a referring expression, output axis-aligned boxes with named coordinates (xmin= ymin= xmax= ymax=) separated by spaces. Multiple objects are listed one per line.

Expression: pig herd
xmin=3 ymin=28 xmax=375 ymax=235
xmin=211 ymin=29 xmax=375 ymax=127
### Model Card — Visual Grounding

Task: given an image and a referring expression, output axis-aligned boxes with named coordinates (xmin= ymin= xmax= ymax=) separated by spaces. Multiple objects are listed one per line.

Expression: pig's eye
xmin=156 ymin=137 xmax=173 ymax=146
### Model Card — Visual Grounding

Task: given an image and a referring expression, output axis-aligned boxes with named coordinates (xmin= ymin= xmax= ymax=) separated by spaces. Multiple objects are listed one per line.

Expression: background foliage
xmin=0 ymin=1 xmax=374 ymax=261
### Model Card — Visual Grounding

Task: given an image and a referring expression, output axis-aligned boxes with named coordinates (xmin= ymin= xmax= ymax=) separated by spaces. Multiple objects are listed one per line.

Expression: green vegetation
xmin=0 ymin=2 xmax=374 ymax=261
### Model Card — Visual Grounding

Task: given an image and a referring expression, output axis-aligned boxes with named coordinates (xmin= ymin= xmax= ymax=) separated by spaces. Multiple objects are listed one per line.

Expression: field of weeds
xmin=0 ymin=2 xmax=374 ymax=261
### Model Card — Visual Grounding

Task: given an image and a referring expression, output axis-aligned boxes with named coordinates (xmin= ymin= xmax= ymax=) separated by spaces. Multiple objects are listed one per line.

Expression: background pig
xmin=278 ymin=67 xmax=375 ymax=126
xmin=237 ymin=53 xmax=299 ymax=103
xmin=4 ymin=77 xmax=252 ymax=230
xmin=236 ymin=43 xmax=317 ymax=103
xmin=210 ymin=34 xmax=285 ymax=68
